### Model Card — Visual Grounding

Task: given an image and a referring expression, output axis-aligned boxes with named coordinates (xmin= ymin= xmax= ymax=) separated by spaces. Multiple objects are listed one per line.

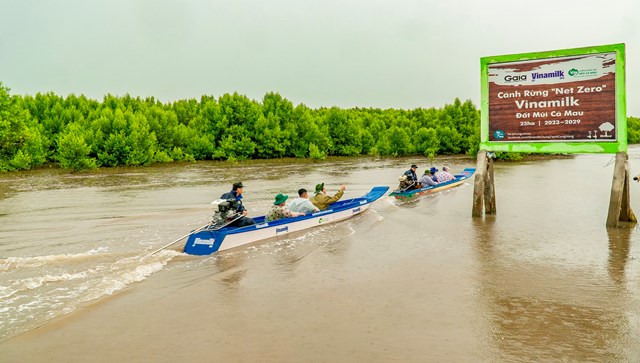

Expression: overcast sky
xmin=1 ymin=0 xmax=638 ymax=115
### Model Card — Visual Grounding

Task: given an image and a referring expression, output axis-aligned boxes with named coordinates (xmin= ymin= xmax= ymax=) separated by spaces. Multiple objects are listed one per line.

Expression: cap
xmin=274 ymin=193 xmax=288 ymax=205
xmin=430 ymin=167 xmax=438 ymax=173
xmin=315 ymin=183 xmax=324 ymax=193
xmin=411 ymin=164 xmax=418 ymax=168
xmin=232 ymin=182 xmax=244 ymax=189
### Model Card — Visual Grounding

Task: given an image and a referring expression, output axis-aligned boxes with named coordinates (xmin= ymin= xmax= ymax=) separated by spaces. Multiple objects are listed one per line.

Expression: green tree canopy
xmin=6 ymin=82 xmax=628 ymax=172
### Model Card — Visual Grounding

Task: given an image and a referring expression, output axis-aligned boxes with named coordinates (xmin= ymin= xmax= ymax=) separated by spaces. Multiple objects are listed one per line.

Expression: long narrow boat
xmin=389 ymin=168 xmax=476 ymax=200
xmin=184 ymin=186 xmax=389 ymax=255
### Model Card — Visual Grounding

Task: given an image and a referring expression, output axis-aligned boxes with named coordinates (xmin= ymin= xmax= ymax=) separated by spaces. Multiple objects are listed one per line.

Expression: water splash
xmin=0 ymin=247 xmax=109 ymax=272
xmin=0 ymin=249 xmax=181 ymax=342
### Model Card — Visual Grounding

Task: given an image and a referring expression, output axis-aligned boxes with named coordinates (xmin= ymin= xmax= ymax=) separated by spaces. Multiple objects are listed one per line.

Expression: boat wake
xmin=0 ymin=247 xmax=108 ymax=272
xmin=0 ymin=248 xmax=181 ymax=342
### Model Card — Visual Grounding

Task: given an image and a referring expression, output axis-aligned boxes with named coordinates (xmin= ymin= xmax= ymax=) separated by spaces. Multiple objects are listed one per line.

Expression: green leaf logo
xmin=568 ymin=68 xmax=579 ymax=76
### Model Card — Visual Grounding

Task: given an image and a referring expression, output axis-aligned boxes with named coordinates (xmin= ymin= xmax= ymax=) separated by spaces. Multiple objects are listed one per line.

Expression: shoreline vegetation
xmin=1 ymin=82 xmax=638 ymax=172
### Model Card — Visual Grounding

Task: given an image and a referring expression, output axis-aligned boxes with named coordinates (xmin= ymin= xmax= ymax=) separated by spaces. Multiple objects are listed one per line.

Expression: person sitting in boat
xmin=419 ymin=169 xmax=438 ymax=187
xmin=403 ymin=164 xmax=419 ymax=184
xmin=288 ymin=188 xmax=320 ymax=214
xmin=429 ymin=167 xmax=439 ymax=183
xmin=266 ymin=194 xmax=306 ymax=222
xmin=311 ymin=183 xmax=345 ymax=210
xmin=435 ymin=166 xmax=455 ymax=183
xmin=220 ymin=181 xmax=255 ymax=227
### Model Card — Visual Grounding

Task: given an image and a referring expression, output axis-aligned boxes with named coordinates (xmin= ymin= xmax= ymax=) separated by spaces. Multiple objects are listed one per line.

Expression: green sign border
xmin=480 ymin=43 xmax=626 ymax=154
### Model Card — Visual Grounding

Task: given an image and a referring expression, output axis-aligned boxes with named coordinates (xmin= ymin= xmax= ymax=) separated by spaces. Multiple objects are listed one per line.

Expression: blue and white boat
xmin=183 ymin=186 xmax=389 ymax=255
xmin=389 ymin=168 xmax=476 ymax=200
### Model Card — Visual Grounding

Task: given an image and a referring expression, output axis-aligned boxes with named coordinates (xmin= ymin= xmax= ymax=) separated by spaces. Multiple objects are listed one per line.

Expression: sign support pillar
xmin=472 ymin=150 xmax=496 ymax=218
xmin=606 ymin=152 xmax=636 ymax=227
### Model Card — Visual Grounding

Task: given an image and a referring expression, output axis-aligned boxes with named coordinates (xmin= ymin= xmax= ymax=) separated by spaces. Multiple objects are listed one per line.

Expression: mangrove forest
xmin=1 ymin=82 xmax=638 ymax=171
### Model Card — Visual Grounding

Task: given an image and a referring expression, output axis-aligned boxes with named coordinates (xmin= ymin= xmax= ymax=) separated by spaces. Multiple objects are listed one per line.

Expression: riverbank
xmin=1 ymin=149 xmax=582 ymax=179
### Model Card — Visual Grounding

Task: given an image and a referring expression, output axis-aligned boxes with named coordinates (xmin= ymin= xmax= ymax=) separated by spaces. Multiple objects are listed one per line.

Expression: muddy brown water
xmin=1 ymin=150 xmax=639 ymax=362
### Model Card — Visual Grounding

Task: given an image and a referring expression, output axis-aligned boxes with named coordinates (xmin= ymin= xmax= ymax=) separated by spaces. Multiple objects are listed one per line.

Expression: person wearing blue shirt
xmin=220 ymin=181 xmax=255 ymax=227
xmin=402 ymin=164 xmax=419 ymax=190
xmin=429 ymin=167 xmax=439 ymax=182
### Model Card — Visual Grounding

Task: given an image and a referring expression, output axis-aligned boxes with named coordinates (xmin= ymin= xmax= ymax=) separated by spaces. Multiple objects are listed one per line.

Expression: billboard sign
xmin=480 ymin=44 xmax=626 ymax=153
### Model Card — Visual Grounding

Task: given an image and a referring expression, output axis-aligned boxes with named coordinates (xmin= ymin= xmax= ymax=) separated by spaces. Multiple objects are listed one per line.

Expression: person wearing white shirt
xmin=288 ymin=188 xmax=320 ymax=214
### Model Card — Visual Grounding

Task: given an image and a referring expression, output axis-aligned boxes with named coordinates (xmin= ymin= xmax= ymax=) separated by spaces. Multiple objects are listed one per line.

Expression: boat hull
xmin=389 ymin=168 xmax=476 ymax=200
xmin=184 ymin=186 xmax=389 ymax=255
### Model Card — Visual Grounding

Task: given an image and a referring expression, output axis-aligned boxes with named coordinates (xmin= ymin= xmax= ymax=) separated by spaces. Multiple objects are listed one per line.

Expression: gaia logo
xmin=568 ymin=68 xmax=579 ymax=76
xmin=493 ymin=130 xmax=505 ymax=140
xmin=504 ymin=74 xmax=527 ymax=82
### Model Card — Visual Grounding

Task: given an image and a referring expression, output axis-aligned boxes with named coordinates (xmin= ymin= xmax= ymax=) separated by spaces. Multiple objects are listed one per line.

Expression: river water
xmin=1 ymin=149 xmax=639 ymax=362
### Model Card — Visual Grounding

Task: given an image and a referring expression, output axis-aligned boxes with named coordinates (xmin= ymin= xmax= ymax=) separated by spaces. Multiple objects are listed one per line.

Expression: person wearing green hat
xmin=310 ymin=183 xmax=346 ymax=210
xmin=265 ymin=193 xmax=306 ymax=222
xmin=419 ymin=169 xmax=438 ymax=187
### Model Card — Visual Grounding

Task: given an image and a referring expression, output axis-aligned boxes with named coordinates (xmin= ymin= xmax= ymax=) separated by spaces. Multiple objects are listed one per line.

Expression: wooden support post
xmin=484 ymin=154 xmax=496 ymax=215
xmin=606 ymin=152 xmax=637 ymax=227
xmin=472 ymin=150 xmax=496 ymax=217
xmin=472 ymin=150 xmax=487 ymax=217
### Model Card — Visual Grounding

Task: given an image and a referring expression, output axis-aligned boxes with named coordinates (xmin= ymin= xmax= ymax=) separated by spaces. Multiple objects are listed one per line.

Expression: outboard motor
xmin=210 ymin=198 xmax=240 ymax=228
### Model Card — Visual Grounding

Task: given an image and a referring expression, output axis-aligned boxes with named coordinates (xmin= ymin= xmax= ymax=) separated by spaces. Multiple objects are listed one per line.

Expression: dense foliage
xmin=628 ymin=116 xmax=640 ymax=144
xmin=1 ymin=82 xmax=638 ymax=171
xmin=0 ymin=83 xmax=481 ymax=171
